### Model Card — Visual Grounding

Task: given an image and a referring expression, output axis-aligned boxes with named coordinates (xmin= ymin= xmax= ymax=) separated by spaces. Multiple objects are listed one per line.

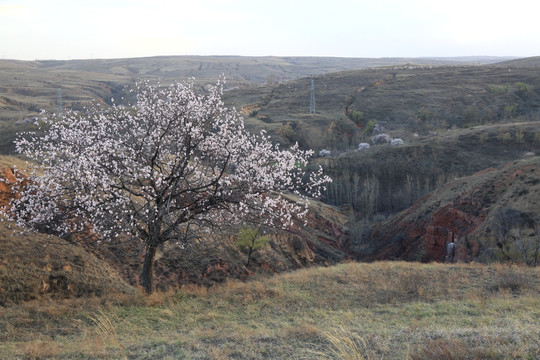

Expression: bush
xmin=363 ymin=120 xmax=376 ymax=135
xmin=351 ymin=111 xmax=364 ymax=125
xmin=490 ymin=84 xmax=509 ymax=95
xmin=504 ymin=104 xmax=518 ymax=118
xmin=371 ymin=134 xmax=391 ymax=145
xmin=319 ymin=149 xmax=331 ymax=157
xmin=372 ymin=123 xmax=385 ymax=134
xmin=357 ymin=143 xmax=370 ymax=151
xmin=279 ymin=122 xmax=298 ymax=142
xmin=235 ymin=226 xmax=269 ymax=267
xmin=515 ymin=81 xmax=530 ymax=94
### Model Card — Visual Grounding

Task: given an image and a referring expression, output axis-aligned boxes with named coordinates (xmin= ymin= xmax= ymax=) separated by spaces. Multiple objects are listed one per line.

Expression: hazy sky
xmin=2 ymin=0 xmax=540 ymax=60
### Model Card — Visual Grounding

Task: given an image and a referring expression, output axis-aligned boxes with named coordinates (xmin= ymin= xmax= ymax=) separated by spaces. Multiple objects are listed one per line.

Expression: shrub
xmin=371 ymin=134 xmax=391 ymax=145
xmin=319 ymin=149 xmax=331 ymax=157
xmin=279 ymin=122 xmax=299 ymax=142
xmin=515 ymin=81 xmax=530 ymax=94
xmin=357 ymin=143 xmax=370 ymax=151
xmin=372 ymin=123 xmax=385 ymax=134
xmin=503 ymin=104 xmax=518 ymax=118
xmin=235 ymin=226 xmax=269 ymax=267
xmin=490 ymin=84 xmax=509 ymax=95
xmin=351 ymin=111 xmax=364 ymax=125
xmin=363 ymin=120 xmax=376 ymax=135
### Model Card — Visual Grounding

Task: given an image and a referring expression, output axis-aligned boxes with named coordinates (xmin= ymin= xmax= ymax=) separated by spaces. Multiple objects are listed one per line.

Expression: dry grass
xmin=1 ymin=261 xmax=539 ymax=359
xmin=316 ymin=325 xmax=375 ymax=360
xmin=0 ymin=220 xmax=135 ymax=306
xmin=0 ymin=154 xmax=29 ymax=170
xmin=22 ymin=338 xmax=61 ymax=359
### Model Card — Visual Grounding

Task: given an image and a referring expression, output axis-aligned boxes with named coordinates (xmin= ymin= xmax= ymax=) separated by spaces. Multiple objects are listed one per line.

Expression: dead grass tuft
xmin=88 ymin=310 xmax=127 ymax=359
xmin=492 ymin=264 xmax=536 ymax=294
xmin=284 ymin=321 xmax=321 ymax=342
xmin=409 ymin=332 xmax=540 ymax=360
xmin=23 ymin=338 xmax=61 ymax=359
xmin=316 ymin=325 xmax=374 ymax=360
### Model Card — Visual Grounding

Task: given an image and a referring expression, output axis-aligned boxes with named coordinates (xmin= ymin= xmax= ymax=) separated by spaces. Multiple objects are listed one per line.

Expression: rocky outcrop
xmin=364 ymin=157 xmax=540 ymax=263
xmin=0 ymin=167 xmax=18 ymax=209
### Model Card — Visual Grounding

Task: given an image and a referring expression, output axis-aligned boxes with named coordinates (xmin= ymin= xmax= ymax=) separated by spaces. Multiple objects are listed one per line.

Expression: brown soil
xmin=365 ymin=156 xmax=540 ymax=263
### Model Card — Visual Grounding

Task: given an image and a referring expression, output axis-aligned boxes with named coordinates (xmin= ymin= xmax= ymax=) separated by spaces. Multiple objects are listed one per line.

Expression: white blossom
xmin=4 ymin=77 xmax=332 ymax=292
xmin=357 ymin=143 xmax=370 ymax=150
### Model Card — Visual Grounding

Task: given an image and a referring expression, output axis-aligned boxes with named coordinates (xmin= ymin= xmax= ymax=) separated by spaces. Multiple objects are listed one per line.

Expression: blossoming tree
xmin=8 ymin=79 xmax=331 ymax=293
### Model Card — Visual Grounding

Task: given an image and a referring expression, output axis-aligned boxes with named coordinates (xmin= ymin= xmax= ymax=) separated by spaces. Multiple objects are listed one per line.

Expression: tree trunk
xmin=141 ymin=243 xmax=158 ymax=294
xmin=246 ymin=245 xmax=253 ymax=267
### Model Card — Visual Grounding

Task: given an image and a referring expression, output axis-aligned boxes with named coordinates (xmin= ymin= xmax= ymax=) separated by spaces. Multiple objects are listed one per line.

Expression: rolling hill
xmin=1 ymin=56 xmax=539 ymax=293
xmin=224 ymin=64 xmax=540 ymax=152
xmin=497 ymin=56 xmax=540 ymax=67
xmin=0 ymin=55 xmax=519 ymax=152
xmin=0 ymin=219 xmax=134 ymax=306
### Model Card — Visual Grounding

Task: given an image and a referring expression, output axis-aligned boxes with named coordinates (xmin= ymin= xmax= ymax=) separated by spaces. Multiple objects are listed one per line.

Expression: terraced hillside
xmin=225 ymin=65 xmax=540 ymax=151
xmin=0 ymin=56 xmax=519 ymax=153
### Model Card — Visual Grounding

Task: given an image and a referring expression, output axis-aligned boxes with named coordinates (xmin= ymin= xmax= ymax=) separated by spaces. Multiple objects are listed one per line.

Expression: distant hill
xmin=0 ymin=55 xmax=520 ymax=136
xmin=496 ymin=56 xmax=540 ymax=67
xmin=224 ymin=64 xmax=540 ymax=152
xmin=1 ymin=56 xmax=539 ymax=270
xmin=419 ymin=56 xmax=518 ymax=64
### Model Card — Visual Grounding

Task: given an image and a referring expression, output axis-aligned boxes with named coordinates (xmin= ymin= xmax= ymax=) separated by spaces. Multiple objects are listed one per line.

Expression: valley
xmin=1 ymin=55 xmax=539 ymax=302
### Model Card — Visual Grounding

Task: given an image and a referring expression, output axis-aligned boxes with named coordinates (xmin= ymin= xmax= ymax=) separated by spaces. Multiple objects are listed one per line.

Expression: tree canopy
xmin=7 ymin=78 xmax=331 ymax=292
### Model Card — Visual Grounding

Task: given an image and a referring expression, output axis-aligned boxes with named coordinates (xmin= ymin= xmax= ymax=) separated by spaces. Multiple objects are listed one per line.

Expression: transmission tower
xmin=309 ymin=78 xmax=315 ymax=114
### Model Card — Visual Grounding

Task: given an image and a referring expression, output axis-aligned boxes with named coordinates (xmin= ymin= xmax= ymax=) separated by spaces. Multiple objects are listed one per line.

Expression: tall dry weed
xmin=316 ymin=325 xmax=377 ymax=360
xmin=88 ymin=310 xmax=127 ymax=359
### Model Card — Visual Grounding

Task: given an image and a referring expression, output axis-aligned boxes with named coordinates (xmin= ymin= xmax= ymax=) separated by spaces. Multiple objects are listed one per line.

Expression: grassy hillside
xmin=0 ymin=261 xmax=538 ymax=359
xmin=319 ymin=122 xmax=539 ymax=216
xmin=497 ymin=56 xmax=540 ymax=67
xmin=348 ymin=66 xmax=540 ymax=132
xmin=224 ymin=64 xmax=540 ymax=152
xmin=0 ymin=220 xmax=134 ymax=306
xmin=0 ymin=56 xmax=522 ymax=153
